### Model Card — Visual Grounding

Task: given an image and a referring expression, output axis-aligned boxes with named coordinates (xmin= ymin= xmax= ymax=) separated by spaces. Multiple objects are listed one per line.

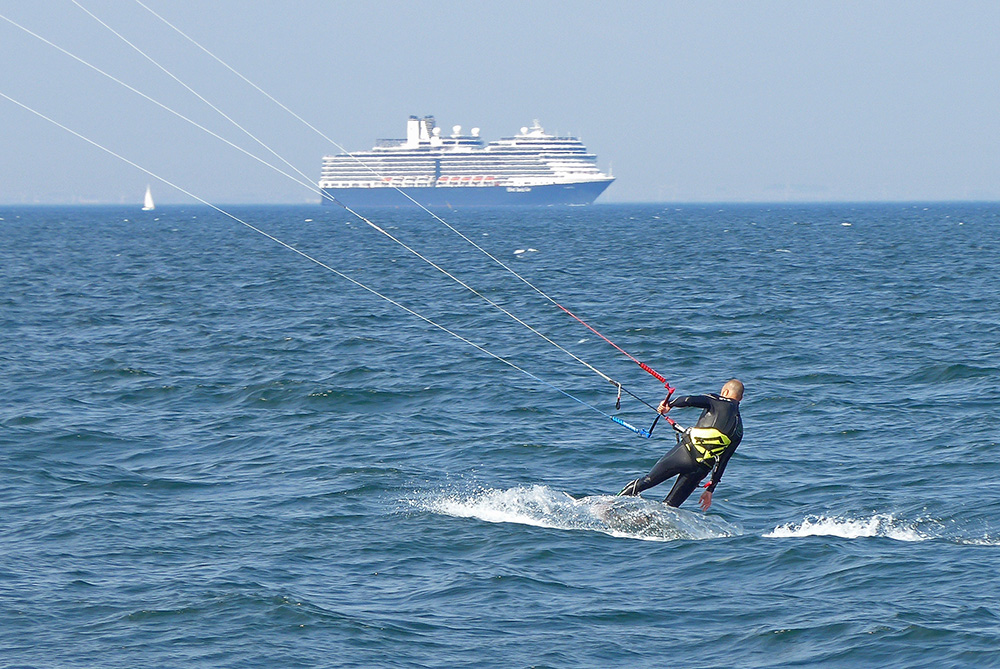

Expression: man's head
xmin=721 ymin=379 xmax=744 ymax=401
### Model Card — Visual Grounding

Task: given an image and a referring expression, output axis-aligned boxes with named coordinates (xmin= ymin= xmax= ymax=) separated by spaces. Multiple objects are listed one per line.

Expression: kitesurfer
xmin=618 ymin=379 xmax=744 ymax=511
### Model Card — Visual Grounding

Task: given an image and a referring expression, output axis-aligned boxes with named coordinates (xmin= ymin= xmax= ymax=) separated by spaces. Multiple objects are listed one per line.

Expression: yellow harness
xmin=685 ymin=427 xmax=732 ymax=464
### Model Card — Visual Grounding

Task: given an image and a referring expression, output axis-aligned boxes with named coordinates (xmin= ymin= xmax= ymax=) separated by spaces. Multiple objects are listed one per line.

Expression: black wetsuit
xmin=619 ymin=393 xmax=743 ymax=507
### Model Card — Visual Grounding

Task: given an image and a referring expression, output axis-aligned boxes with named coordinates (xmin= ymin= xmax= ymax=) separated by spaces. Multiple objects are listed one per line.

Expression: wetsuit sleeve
xmin=705 ymin=443 xmax=738 ymax=493
xmin=669 ymin=394 xmax=712 ymax=410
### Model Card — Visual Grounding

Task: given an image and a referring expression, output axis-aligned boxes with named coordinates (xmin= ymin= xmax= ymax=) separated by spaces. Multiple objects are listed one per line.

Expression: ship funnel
xmin=406 ymin=116 xmax=420 ymax=146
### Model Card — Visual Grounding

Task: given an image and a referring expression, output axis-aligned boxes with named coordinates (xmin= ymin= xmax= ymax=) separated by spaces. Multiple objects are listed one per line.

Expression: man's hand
xmin=699 ymin=490 xmax=713 ymax=511
xmin=657 ymin=399 xmax=671 ymax=415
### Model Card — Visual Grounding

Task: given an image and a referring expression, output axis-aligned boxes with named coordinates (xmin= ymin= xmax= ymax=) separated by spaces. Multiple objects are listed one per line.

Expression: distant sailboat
xmin=142 ymin=185 xmax=155 ymax=211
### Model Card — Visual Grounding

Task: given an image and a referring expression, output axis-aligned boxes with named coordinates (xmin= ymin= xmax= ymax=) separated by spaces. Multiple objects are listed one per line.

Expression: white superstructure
xmin=318 ymin=117 xmax=613 ymax=199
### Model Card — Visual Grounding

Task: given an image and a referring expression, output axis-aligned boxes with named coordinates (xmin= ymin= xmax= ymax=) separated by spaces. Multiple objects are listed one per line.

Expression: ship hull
xmin=320 ymin=179 xmax=613 ymax=208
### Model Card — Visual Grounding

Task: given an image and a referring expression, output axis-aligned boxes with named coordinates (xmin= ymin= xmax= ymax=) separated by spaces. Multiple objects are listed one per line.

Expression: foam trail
xmin=958 ymin=536 xmax=1000 ymax=546
xmin=764 ymin=514 xmax=930 ymax=542
xmin=414 ymin=485 xmax=742 ymax=543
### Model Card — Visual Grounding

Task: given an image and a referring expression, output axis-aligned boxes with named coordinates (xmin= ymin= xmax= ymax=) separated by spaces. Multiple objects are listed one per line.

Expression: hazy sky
xmin=1 ymin=0 xmax=998 ymax=204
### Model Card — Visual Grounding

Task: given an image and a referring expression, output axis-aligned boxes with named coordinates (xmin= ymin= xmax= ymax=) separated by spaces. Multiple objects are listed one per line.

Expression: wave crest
xmin=764 ymin=514 xmax=929 ymax=541
xmin=413 ymin=485 xmax=742 ymax=542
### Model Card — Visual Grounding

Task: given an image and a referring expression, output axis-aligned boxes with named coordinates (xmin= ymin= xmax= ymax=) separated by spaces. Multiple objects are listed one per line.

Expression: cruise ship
xmin=319 ymin=116 xmax=614 ymax=207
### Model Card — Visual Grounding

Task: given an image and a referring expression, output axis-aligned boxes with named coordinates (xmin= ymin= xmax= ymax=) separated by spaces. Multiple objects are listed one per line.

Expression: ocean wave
xmin=412 ymin=484 xmax=742 ymax=542
xmin=907 ymin=362 xmax=999 ymax=384
xmin=956 ymin=536 xmax=1000 ymax=546
xmin=764 ymin=514 xmax=930 ymax=541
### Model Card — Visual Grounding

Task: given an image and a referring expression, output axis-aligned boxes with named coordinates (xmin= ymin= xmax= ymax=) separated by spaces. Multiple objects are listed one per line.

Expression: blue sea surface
xmin=2 ymin=203 xmax=999 ymax=667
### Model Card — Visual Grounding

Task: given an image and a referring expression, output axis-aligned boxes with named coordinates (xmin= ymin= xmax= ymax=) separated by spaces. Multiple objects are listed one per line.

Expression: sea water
xmin=1 ymin=203 xmax=998 ymax=667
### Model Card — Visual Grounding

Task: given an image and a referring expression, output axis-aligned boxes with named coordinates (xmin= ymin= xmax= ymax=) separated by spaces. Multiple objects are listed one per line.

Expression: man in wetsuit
xmin=618 ymin=379 xmax=744 ymax=511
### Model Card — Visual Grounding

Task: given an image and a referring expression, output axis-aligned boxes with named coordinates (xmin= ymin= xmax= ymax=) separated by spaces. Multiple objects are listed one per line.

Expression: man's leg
xmin=618 ymin=444 xmax=693 ymax=496
xmin=662 ymin=470 xmax=708 ymax=507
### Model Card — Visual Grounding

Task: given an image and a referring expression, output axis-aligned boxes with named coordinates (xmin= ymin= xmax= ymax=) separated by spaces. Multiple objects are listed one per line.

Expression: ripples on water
xmin=1 ymin=203 xmax=999 ymax=667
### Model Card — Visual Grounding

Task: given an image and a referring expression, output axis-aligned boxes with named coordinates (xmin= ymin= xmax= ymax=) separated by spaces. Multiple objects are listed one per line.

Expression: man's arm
xmin=697 ymin=445 xmax=736 ymax=512
xmin=659 ymin=394 xmax=713 ymax=415
xmin=669 ymin=394 xmax=713 ymax=410
xmin=705 ymin=443 xmax=738 ymax=493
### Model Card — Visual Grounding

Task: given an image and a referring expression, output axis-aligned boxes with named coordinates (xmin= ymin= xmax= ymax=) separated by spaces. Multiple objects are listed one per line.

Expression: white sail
xmin=142 ymin=185 xmax=155 ymax=211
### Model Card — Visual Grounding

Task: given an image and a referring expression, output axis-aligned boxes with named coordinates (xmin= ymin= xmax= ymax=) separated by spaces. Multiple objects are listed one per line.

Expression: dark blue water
xmin=2 ymin=203 xmax=999 ymax=667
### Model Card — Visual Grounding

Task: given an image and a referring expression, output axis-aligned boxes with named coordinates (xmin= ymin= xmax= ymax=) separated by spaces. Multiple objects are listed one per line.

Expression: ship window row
xmin=323 ymin=154 xmax=592 ymax=163
xmin=319 ymin=178 xmax=509 ymax=188
xmin=322 ymin=160 xmax=588 ymax=170
xmin=322 ymin=157 xmax=597 ymax=170
xmin=322 ymin=166 xmax=573 ymax=173
xmin=319 ymin=177 xmax=609 ymax=188
xmin=321 ymin=165 xmax=585 ymax=174
xmin=321 ymin=167 xmax=579 ymax=179
xmin=318 ymin=175 xmax=610 ymax=189
xmin=485 ymin=148 xmax=588 ymax=154
xmin=326 ymin=148 xmax=592 ymax=159
xmin=336 ymin=145 xmax=589 ymax=156
xmin=322 ymin=159 xmax=575 ymax=169
xmin=320 ymin=167 xmax=588 ymax=180
xmin=321 ymin=175 xmax=575 ymax=183
xmin=490 ymin=139 xmax=585 ymax=145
